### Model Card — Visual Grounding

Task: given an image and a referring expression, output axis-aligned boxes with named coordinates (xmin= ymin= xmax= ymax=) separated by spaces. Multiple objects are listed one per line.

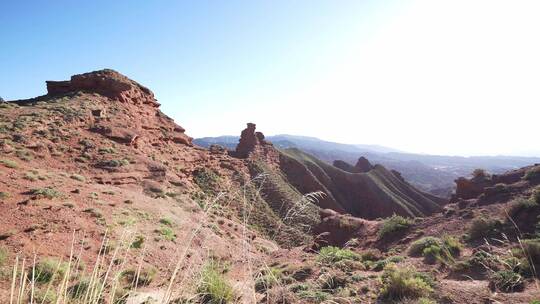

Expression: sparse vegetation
xmin=70 ymin=173 xmax=86 ymax=182
xmin=131 ymin=235 xmax=145 ymax=249
xmin=156 ymin=226 xmax=176 ymax=241
xmin=408 ymin=236 xmax=462 ymax=264
xmin=467 ymin=217 xmax=502 ymax=240
xmin=0 ymin=159 xmax=18 ymax=168
xmin=524 ymin=167 xmax=540 ymax=181
xmin=379 ymin=264 xmax=434 ymax=301
xmin=378 ymin=215 xmax=414 ymax=239
xmin=489 ymin=269 xmax=524 ymax=292
xmin=254 ymin=266 xmax=283 ymax=292
xmin=30 ymin=187 xmax=62 ymax=199
xmin=317 ymin=246 xmax=361 ymax=264
xmin=121 ymin=266 xmax=157 ymax=287
xmin=0 ymin=247 xmax=7 ymax=267
xmin=34 ymin=258 xmax=68 ymax=284
xmin=193 ymin=167 xmax=220 ymax=194
xmin=197 ymin=260 xmax=235 ymax=303
xmin=508 ymin=197 xmax=539 ymax=218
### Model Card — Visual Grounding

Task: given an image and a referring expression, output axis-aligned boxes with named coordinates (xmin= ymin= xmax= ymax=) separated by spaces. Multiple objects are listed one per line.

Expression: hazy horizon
xmin=2 ymin=1 xmax=539 ymax=157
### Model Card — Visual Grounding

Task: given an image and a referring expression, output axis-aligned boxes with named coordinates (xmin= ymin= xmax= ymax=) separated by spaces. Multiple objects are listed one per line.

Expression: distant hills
xmin=194 ymin=135 xmax=540 ymax=196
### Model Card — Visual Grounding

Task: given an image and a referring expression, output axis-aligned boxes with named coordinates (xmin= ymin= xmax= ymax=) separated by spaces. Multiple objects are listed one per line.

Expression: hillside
xmin=195 ymin=135 xmax=540 ymax=197
xmin=1 ymin=70 xmax=540 ymax=303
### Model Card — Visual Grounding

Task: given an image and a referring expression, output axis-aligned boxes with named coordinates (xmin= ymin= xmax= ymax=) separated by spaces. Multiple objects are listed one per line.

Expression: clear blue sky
xmin=2 ymin=1 xmax=539 ymax=156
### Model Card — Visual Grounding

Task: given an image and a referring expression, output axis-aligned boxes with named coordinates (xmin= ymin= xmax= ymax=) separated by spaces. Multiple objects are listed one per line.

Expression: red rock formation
xmin=333 ymin=157 xmax=374 ymax=173
xmin=313 ymin=209 xmax=378 ymax=247
xmin=354 ymin=156 xmax=374 ymax=173
xmin=234 ymin=123 xmax=275 ymax=159
xmin=46 ymin=69 xmax=159 ymax=107
xmin=46 ymin=69 xmax=192 ymax=147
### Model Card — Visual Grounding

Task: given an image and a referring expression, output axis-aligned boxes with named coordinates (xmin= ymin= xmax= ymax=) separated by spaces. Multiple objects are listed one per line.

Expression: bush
xmin=508 ymin=197 xmax=539 ymax=218
xmin=197 ymin=261 xmax=235 ymax=303
xmin=472 ymin=168 xmax=488 ymax=179
xmin=408 ymin=237 xmax=441 ymax=256
xmin=532 ymin=187 xmax=540 ymax=204
xmin=122 ymin=266 xmax=157 ymax=287
xmin=378 ymin=215 xmax=414 ymax=239
xmin=193 ymin=168 xmax=220 ymax=194
xmin=68 ymin=279 xmax=90 ymax=299
xmin=317 ymin=246 xmax=361 ymax=265
xmin=31 ymin=187 xmax=62 ymax=199
xmin=70 ymin=174 xmax=86 ymax=182
xmin=254 ymin=267 xmax=283 ymax=292
xmin=0 ymin=192 xmax=9 ymax=199
xmin=379 ymin=264 xmax=434 ymax=300
xmin=489 ymin=270 xmax=524 ymax=292
xmin=370 ymin=255 xmax=404 ymax=271
xmin=0 ymin=159 xmax=18 ymax=169
xmin=524 ymin=167 xmax=540 ymax=181
xmin=467 ymin=217 xmax=502 ymax=240
xmin=0 ymin=247 xmax=7 ymax=267
xmin=131 ymin=235 xmax=145 ymax=249
xmin=156 ymin=227 xmax=176 ymax=241
xmin=33 ymin=258 xmax=68 ymax=284
xmin=522 ymin=239 xmax=540 ymax=264
xmin=159 ymin=218 xmax=174 ymax=227
xmin=408 ymin=236 xmax=462 ymax=265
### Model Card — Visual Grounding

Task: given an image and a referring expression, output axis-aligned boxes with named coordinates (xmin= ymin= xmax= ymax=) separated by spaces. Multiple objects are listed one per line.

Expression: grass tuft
xmin=197 ymin=260 xmax=235 ymax=303
xmin=378 ymin=215 xmax=414 ymax=239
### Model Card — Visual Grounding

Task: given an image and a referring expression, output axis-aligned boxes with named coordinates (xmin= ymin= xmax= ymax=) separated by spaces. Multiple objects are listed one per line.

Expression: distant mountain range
xmin=194 ymin=135 xmax=540 ymax=197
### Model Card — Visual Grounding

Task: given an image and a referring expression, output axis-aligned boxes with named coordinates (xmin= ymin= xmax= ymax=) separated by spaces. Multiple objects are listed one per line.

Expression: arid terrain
xmin=1 ymin=70 xmax=539 ymax=303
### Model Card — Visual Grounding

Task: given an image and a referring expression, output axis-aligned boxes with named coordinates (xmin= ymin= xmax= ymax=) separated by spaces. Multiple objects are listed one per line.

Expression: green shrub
xmin=33 ymin=289 xmax=57 ymax=303
xmin=159 ymin=218 xmax=174 ymax=227
xmin=68 ymin=279 xmax=90 ymax=299
xmin=317 ymin=246 xmax=361 ymax=265
xmin=378 ymin=215 xmax=414 ymax=239
xmin=379 ymin=264 xmax=434 ymax=300
xmin=254 ymin=267 xmax=283 ymax=292
xmin=297 ymin=290 xmax=329 ymax=302
xmin=370 ymin=255 xmax=404 ymax=271
xmin=524 ymin=167 xmax=540 ymax=181
xmin=422 ymin=246 xmax=442 ymax=264
xmin=156 ymin=227 xmax=176 ymax=241
xmin=467 ymin=217 xmax=502 ymax=240
xmin=532 ymin=187 xmax=540 ymax=204
xmin=121 ymin=267 xmax=157 ymax=287
xmin=193 ymin=168 xmax=220 ymax=194
xmin=489 ymin=270 xmax=524 ymax=292
xmin=409 ymin=236 xmax=462 ymax=264
xmin=522 ymin=239 xmax=540 ymax=264
xmin=70 ymin=174 xmax=86 ymax=182
xmin=0 ymin=247 xmax=7 ymax=267
xmin=408 ymin=237 xmax=441 ymax=256
xmin=34 ymin=258 xmax=68 ymax=284
xmin=508 ymin=197 xmax=539 ymax=218
xmin=131 ymin=235 xmax=145 ymax=249
xmin=197 ymin=261 xmax=235 ymax=303
xmin=31 ymin=187 xmax=62 ymax=199
xmin=0 ymin=192 xmax=9 ymax=199
xmin=0 ymin=159 xmax=18 ymax=169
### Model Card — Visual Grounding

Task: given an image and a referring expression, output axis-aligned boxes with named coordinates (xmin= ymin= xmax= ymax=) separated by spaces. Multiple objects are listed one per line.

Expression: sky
xmin=1 ymin=1 xmax=539 ymax=157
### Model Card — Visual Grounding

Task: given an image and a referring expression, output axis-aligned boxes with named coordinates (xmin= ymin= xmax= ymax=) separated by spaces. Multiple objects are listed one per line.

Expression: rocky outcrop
xmin=46 ymin=69 xmax=159 ymax=107
xmin=354 ymin=156 xmax=373 ymax=173
xmin=313 ymin=209 xmax=378 ymax=247
xmin=46 ymin=69 xmax=192 ymax=147
xmin=333 ymin=157 xmax=374 ymax=173
xmin=234 ymin=123 xmax=276 ymax=160
xmin=332 ymin=160 xmax=357 ymax=172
